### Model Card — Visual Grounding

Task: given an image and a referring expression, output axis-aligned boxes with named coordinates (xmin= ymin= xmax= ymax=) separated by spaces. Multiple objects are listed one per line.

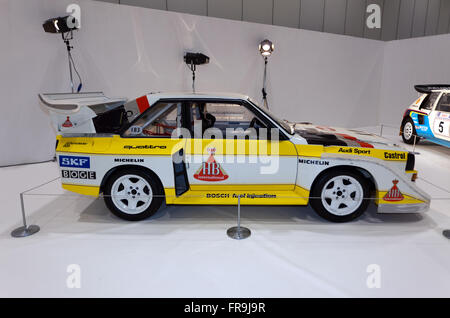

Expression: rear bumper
xmin=378 ymin=201 xmax=429 ymax=214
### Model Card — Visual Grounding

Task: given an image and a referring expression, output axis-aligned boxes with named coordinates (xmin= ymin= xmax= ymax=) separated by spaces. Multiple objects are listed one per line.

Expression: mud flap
xmin=172 ymin=148 xmax=189 ymax=196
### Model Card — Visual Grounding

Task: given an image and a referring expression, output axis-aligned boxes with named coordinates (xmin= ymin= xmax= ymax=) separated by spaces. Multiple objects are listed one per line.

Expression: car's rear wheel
xmin=104 ymin=168 xmax=163 ymax=221
xmin=401 ymin=118 xmax=419 ymax=144
xmin=310 ymin=170 xmax=370 ymax=222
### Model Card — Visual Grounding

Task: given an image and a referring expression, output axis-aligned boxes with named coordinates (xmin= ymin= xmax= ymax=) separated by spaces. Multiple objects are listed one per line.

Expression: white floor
xmin=0 ymin=127 xmax=449 ymax=297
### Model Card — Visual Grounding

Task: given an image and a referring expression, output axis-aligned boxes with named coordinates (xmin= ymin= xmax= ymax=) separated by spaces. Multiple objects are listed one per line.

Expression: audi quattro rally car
xmin=40 ymin=91 xmax=430 ymax=223
xmin=400 ymin=85 xmax=450 ymax=147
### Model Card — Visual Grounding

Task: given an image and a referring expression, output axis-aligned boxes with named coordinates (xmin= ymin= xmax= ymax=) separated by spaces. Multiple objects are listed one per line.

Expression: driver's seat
xmin=204 ymin=112 xmax=216 ymax=128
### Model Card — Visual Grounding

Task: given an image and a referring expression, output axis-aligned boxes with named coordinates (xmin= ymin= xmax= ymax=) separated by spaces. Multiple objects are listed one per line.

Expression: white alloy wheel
xmin=403 ymin=121 xmax=413 ymax=141
xmin=320 ymin=175 xmax=364 ymax=216
xmin=111 ymin=174 xmax=153 ymax=214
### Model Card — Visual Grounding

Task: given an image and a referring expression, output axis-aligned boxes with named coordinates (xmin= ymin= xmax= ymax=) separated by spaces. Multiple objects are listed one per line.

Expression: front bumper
xmin=378 ymin=201 xmax=430 ymax=213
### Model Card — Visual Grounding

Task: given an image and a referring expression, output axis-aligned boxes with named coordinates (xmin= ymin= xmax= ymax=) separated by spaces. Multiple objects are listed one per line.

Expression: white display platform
xmin=1 ymin=128 xmax=449 ymax=297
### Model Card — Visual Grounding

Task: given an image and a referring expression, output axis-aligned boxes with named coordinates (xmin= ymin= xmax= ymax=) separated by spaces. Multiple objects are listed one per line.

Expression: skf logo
xmin=59 ymin=155 xmax=90 ymax=168
xmin=194 ymin=148 xmax=228 ymax=182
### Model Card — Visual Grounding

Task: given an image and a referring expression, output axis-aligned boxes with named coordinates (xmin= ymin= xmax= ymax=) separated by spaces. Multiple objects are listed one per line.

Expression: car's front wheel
xmin=104 ymin=168 xmax=163 ymax=221
xmin=401 ymin=118 xmax=419 ymax=144
xmin=310 ymin=170 xmax=370 ymax=222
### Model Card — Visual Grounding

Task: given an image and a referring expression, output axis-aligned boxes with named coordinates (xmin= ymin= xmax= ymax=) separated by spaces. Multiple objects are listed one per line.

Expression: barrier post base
xmin=227 ymin=226 xmax=251 ymax=240
xmin=11 ymin=225 xmax=40 ymax=238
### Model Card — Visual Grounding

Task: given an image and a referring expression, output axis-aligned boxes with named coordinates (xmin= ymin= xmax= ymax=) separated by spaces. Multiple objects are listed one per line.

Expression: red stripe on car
xmin=136 ymin=95 xmax=150 ymax=113
xmin=337 ymin=133 xmax=374 ymax=148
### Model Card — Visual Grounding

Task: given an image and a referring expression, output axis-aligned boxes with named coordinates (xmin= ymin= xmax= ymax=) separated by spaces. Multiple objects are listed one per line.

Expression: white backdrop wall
xmin=0 ymin=0 xmax=386 ymax=166
xmin=379 ymin=33 xmax=450 ymax=127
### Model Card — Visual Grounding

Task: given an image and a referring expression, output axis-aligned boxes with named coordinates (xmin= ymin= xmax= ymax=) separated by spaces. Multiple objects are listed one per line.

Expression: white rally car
xmin=401 ymin=85 xmax=450 ymax=147
xmin=40 ymin=91 xmax=430 ymax=223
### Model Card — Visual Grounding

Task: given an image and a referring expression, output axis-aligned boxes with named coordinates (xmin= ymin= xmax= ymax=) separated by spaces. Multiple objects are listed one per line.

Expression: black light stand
xmin=189 ymin=62 xmax=196 ymax=93
xmin=61 ymin=31 xmax=82 ymax=93
xmin=63 ymin=31 xmax=74 ymax=93
xmin=262 ymin=57 xmax=268 ymax=109
xmin=258 ymin=39 xmax=274 ymax=110
xmin=184 ymin=52 xmax=209 ymax=93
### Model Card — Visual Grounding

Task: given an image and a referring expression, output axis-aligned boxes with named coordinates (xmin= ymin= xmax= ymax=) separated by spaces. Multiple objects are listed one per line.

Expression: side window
xmin=436 ymin=93 xmax=450 ymax=113
xmin=124 ymin=102 xmax=181 ymax=137
xmin=189 ymin=102 xmax=268 ymax=139
xmin=420 ymin=92 xmax=439 ymax=110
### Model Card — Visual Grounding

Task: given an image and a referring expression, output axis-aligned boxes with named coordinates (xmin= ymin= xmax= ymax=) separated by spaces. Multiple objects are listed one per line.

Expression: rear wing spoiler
xmin=38 ymin=92 xmax=127 ymax=114
xmin=414 ymin=84 xmax=450 ymax=94
xmin=39 ymin=92 xmax=128 ymax=134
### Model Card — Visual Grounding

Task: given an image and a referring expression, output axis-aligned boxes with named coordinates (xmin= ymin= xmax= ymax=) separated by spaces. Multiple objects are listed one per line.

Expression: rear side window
xmin=436 ymin=93 xmax=450 ymax=113
xmin=123 ymin=102 xmax=181 ymax=137
xmin=420 ymin=92 xmax=439 ymax=110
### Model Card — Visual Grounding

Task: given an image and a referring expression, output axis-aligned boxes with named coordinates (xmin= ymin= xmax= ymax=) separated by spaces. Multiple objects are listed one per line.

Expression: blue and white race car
xmin=401 ymin=85 xmax=450 ymax=147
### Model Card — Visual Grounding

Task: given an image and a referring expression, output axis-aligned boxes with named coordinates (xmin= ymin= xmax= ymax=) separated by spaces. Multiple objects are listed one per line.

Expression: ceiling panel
xmin=437 ymin=0 xmax=450 ymax=34
xmin=345 ymin=0 xmax=366 ymax=37
xmin=363 ymin=0 xmax=383 ymax=40
xmin=397 ymin=0 xmax=415 ymax=39
xmin=323 ymin=0 xmax=346 ymax=35
xmin=95 ymin=0 xmax=119 ymax=3
xmin=300 ymin=0 xmax=325 ymax=32
xmin=167 ymin=0 xmax=207 ymax=16
xmin=120 ymin=0 xmax=166 ymax=10
xmin=243 ymin=0 xmax=273 ymax=24
xmin=208 ymin=0 xmax=242 ymax=21
xmin=273 ymin=0 xmax=300 ymax=28
xmin=411 ymin=0 xmax=428 ymax=37
xmin=380 ymin=0 xmax=400 ymax=40
xmin=425 ymin=0 xmax=441 ymax=36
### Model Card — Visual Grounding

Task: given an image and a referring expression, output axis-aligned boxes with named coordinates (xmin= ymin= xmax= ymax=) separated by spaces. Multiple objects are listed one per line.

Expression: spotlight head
xmin=184 ymin=52 xmax=210 ymax=66
xmin=259 ymin=39 xmax=274 ymax=57
xmin=43 ymin=16 xmax=79 ymax=34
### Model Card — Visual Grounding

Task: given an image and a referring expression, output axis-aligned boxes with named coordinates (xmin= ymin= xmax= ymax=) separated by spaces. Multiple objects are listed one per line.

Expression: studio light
xmin=184 ymin=52 xmax=210 ymax=66
xmin=42 ymin=15 xmax=82 ymax=93
xmin=42 ymin=16 xmax=79 ymax=34
xmin=184 ymin=52 xmax=210 ymax=93
xmin=259 ymin=39 xmax=274 ymax=57
xmin=258 ymin=39 xmax=274 ymax=109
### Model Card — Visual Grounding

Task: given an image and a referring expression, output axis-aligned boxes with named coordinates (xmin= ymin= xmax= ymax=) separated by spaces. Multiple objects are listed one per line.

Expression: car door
xmin=121 ymin=100 xmax=190 ymax=197
xmin=413 ymin=91 xmax=440 ymax=137
xmin=184 ymin=99 xmax=298 ymax=192
xmin=429 ymin=92 xmax=450 ymax=141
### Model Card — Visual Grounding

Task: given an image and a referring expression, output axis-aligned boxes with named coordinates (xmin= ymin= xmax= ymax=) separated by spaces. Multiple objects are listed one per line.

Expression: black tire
xmin=401 ymin=118 xmax=420 ymax=145
xmin=104 ymin=168 xmax=164 ymax=221
xmin=310 ymin=169 xmax=370 ymax=223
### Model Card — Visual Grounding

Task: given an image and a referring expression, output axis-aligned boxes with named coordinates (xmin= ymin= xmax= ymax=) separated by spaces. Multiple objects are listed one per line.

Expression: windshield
xmin=248 ymin=99 xmax=294 ymax=134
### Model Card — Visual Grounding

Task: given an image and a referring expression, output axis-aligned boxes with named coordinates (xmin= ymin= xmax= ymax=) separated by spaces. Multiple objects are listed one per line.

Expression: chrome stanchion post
xmin=379 ymin=124 xmax=383 ymax=137
xmin=411 ymin=134 xmax=420 ymax=154
xmin=11 ymin=192 xmax=40 ymax=238
xmin=227 ymin=195 xmax=251 ymax=240
xmin=10 ymin=176 xmax=60 ymax=238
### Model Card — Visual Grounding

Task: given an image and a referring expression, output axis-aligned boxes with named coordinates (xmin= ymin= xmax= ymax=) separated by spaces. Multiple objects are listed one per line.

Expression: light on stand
xmin=43 ymin=15 xmax=82 ymax=93
xmin=259 ymin=39 xmax=274 ymax=57
xmin=259 ymin=39 xmax=274 ymax=109
xmin=184 ymin=52 xmax=210 ymax=93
